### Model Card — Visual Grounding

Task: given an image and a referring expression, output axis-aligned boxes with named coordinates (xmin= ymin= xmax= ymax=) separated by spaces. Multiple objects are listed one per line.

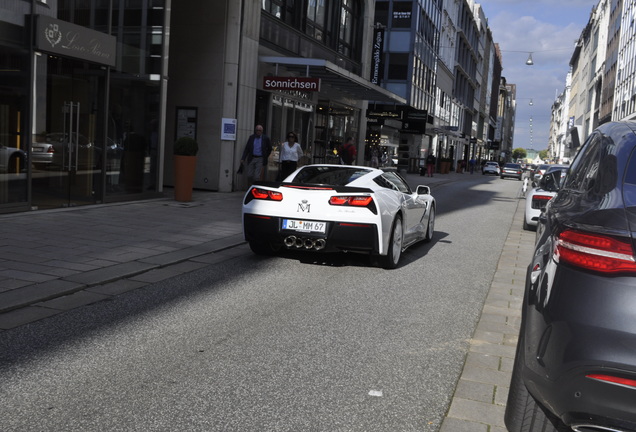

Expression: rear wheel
xmin=379 ymin=215 xmax=403 ymax=269
xmin=505 ymin=335 xmax=566 ymax=432
xmin=424 ymin=205 xmax=435 ymax=242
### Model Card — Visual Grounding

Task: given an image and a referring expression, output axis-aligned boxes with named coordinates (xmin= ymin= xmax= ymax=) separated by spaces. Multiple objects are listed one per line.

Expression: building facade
xmin=0 ymin=0 xmax=168 ymax=214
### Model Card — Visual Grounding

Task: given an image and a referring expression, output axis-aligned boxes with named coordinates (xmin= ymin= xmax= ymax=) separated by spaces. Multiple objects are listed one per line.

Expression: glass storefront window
xmin=0 ymin=45 xmax=29 ymax=207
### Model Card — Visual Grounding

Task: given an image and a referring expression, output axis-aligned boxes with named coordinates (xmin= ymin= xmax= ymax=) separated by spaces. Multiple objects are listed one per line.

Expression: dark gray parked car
xmin=505 ymin=121 xmax=636 ymax=432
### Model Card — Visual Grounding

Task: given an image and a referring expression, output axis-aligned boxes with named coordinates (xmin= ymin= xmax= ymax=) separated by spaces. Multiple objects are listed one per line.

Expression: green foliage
xmin=174 ymin=136 xmax=199 ymax=156
xmin=512 ymin=148 xmax=527 ymax=161
xmin=539 ymin=150 xmax=549 ymax=160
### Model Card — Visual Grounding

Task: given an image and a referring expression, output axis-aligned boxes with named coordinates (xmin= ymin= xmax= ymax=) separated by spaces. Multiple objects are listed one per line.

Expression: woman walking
xmin=278 ymin=131 xmax=304 ymax=180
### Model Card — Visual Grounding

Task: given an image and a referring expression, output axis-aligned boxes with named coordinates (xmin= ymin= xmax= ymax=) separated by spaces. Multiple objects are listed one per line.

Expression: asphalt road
xmin=0 ymin=173 xmax=523 ymax=431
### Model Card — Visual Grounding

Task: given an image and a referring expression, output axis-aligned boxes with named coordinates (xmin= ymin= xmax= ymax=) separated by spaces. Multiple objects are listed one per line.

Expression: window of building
xmin=387 ymin=53 xmax=409 ymax=80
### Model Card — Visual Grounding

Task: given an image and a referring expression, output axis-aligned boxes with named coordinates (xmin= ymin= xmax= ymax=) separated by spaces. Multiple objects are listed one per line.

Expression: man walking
xmin=240 ymin=125 xmax=272 ymax=184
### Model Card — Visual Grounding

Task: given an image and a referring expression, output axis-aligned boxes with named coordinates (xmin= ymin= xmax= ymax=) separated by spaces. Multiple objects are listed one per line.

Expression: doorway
xmin=32 ymin=55 xmax=106 ymax=209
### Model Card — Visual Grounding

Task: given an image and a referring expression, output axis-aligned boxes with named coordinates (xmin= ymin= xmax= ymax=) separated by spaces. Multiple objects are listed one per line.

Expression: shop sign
xmin=263 ymin=76 xmax=321 ymax=92
xmin=36 ymin=15 xmax=116 ymax=67
xmin=370 ymin=28 xmax=385 ymax=85
xmin=366 ymin=108 xmax=400 ymax=119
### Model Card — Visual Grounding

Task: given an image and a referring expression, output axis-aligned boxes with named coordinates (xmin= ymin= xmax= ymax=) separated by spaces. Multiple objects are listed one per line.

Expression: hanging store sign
xmin=263 ymin=76 xmax=321 ymax=92
xmin=370 ymin=28 xmax=385 ymax=85
xmin=35 ymin=15 xmax=116 ymax=67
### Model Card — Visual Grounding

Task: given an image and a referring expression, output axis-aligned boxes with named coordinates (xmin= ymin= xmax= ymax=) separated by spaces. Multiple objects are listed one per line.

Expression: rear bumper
xmin=521 ymin=265 xmax=636 ymax=429
xmin=243 ymin=213 xmax=380 ymax=254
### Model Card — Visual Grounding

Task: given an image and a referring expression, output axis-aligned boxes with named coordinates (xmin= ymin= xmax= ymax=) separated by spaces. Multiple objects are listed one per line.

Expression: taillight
xmin=329 ymin=196 xmax=372 ymax=206
xmin=533 ymin=194 xmax=553 ymax=202
xmin=249 ymin=187 xmax=283 ymax=201
xmin=587 ymin=374 xmax=636 ymax=389
xmin=555 ymin=229 xmax=636 ymax=274
xmin=47 ymin=146 xmax=55 ymax=153
xmin=329 ymin=195 xmax=376 ymax=214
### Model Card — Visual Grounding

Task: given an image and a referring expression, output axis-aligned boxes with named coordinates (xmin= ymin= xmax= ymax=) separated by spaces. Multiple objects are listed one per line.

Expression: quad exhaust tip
xmin=284 ymin=236 xmax=326 ymax=251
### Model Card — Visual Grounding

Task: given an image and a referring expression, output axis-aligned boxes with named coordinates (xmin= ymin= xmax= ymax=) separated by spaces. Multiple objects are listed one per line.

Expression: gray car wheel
xmin=504 ymin=335 xmax=566 ymax=432
xmin=379 ymin=215 xmax=403 ymax=269
xmin=424 ymin=205 xmax=435 ymax=242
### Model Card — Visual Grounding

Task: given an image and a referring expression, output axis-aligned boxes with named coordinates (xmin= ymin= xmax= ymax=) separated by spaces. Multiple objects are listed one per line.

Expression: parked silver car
xmin=0 ymin=144 xmax=28 ymax=173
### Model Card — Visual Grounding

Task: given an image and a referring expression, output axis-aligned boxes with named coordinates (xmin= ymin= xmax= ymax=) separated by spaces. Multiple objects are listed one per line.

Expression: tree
xmin=539 ymin=150 xmax=549 ymax=161
xmin=512 ymin=148 xmax=527 ymax=161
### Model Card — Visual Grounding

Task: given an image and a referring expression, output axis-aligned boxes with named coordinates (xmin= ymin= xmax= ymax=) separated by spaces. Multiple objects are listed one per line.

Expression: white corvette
xmin=242 ymin=164 xmax=436 ymax=269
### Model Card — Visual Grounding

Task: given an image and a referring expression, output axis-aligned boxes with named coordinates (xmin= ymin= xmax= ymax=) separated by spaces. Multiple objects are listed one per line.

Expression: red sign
xmin=263 ymin=76 xmax=321 ymax=92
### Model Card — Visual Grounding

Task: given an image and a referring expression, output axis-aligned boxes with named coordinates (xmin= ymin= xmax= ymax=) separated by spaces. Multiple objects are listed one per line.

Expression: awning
xmin=259 ymin=56 xmax=406 ymax=105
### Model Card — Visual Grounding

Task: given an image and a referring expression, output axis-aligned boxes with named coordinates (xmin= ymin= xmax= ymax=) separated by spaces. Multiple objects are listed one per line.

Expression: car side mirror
xmin=540 ymin=171 xmax=562 ymax=192
xmin=416 ymin=185 xmax=431 ymax=195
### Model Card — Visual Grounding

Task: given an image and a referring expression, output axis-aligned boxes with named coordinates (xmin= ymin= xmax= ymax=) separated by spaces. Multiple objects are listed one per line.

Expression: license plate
xmin=282 ymin=219 xmax=326 ymax=233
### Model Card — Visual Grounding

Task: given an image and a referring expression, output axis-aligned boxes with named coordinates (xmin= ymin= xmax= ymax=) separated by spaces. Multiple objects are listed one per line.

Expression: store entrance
xmin=32 ymin=56 xmax=106 ymax=210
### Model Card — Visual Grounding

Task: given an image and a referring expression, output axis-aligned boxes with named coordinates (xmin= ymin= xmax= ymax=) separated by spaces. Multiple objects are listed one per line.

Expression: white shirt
xmin=279 ymin=142 xmax=304 ymax=162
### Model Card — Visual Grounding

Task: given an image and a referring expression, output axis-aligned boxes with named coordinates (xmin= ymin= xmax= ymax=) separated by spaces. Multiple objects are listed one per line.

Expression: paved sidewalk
xmin=0 ymin=170 xmax=533 ymax=431
xmin=440 ymin=196 xmax=534 ymax=432
xmin=0 ymin=190 xmax=247 ymax=330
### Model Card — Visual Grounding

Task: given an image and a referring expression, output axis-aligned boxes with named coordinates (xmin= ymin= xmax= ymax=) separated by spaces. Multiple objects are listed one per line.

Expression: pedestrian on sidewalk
xmin=240 ymin=124 xmax=272 ymax=184
xmin=469 ymin=157 xmax=476 ymax=174
xmin=426 ymin=153 xmax=436 ymax=177
xmin=278 ymin=131 xmax=304 ymax=180
xmin=339 ymin=137 xmax=357 ymax=165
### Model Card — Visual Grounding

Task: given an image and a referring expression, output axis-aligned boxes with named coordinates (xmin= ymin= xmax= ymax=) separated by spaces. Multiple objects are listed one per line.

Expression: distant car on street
xmin=531 ymin=163 xmax=551 ymax=187
xmin=523 ymin=165 xmax=569 ymax=230
xmin=500 ymin=163 xmax=523 ymax=180
xmin=482 ymin=161 xmax=500 ymax=175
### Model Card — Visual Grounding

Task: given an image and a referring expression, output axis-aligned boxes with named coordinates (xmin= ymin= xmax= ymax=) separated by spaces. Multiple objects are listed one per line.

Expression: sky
xmin=479 ymin=0 xmax=598 ymax=151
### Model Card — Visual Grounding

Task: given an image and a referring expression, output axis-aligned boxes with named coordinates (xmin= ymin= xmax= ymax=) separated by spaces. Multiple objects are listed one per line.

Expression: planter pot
xmin=440 ymin=161 xmax=451 ymax=174
xmin=173 ymin=155 xmax=197 ymax=202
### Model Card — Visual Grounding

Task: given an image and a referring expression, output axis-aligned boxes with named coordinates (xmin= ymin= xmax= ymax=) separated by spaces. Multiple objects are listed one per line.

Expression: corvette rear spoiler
xmin=251 ymin=181 xmax=373 ymax=194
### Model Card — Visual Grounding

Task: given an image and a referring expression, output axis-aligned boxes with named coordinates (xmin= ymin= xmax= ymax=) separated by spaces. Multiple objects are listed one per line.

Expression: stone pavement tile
xmin=454 ymin=378 xmax=495 ymax=404
xmin=86 ymin=279 xmax=148 ymax=296
xmin=0 ymin=279 xmax=84 ymax=312
xmin=63 ymin=261 xmax=157 ymax=286
xmin=476 ymin=319 xmax=518 ymax=336
xmin=439 ymin=417 xmax=488 ymax=432
xmin=464 ymin=351 xmax=501 ymax=371
xmin=36 ymin=290 xmax=111 ymax=311
xmin=39 ymin=260 xmax=101 ymax=272
xmin=495 ymin=385 xmax=510 ymax=406
xmin=478 ymin=313 xmax=507 ymax=324
xmin=472 ymin=329 xmax=504 ymax=344
xmin=0 ymin=306 xmax=62 ymax=330
xmin=482 ymin=304 xmax=522 ymax=318
xmin=0 ymin=269 xmax=59 ymax=283
xmin=129 ymin=261 xmax=209 ymax=283
xmin=447 ymin=397 xmax=506 ymax=428
xmin=0 ymin=278 xmax=32 ymax=293
xmin=470 ymin=342 xmax=517 ymax=359
xmin=460 ymin=362 xmax=511 ymax=387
